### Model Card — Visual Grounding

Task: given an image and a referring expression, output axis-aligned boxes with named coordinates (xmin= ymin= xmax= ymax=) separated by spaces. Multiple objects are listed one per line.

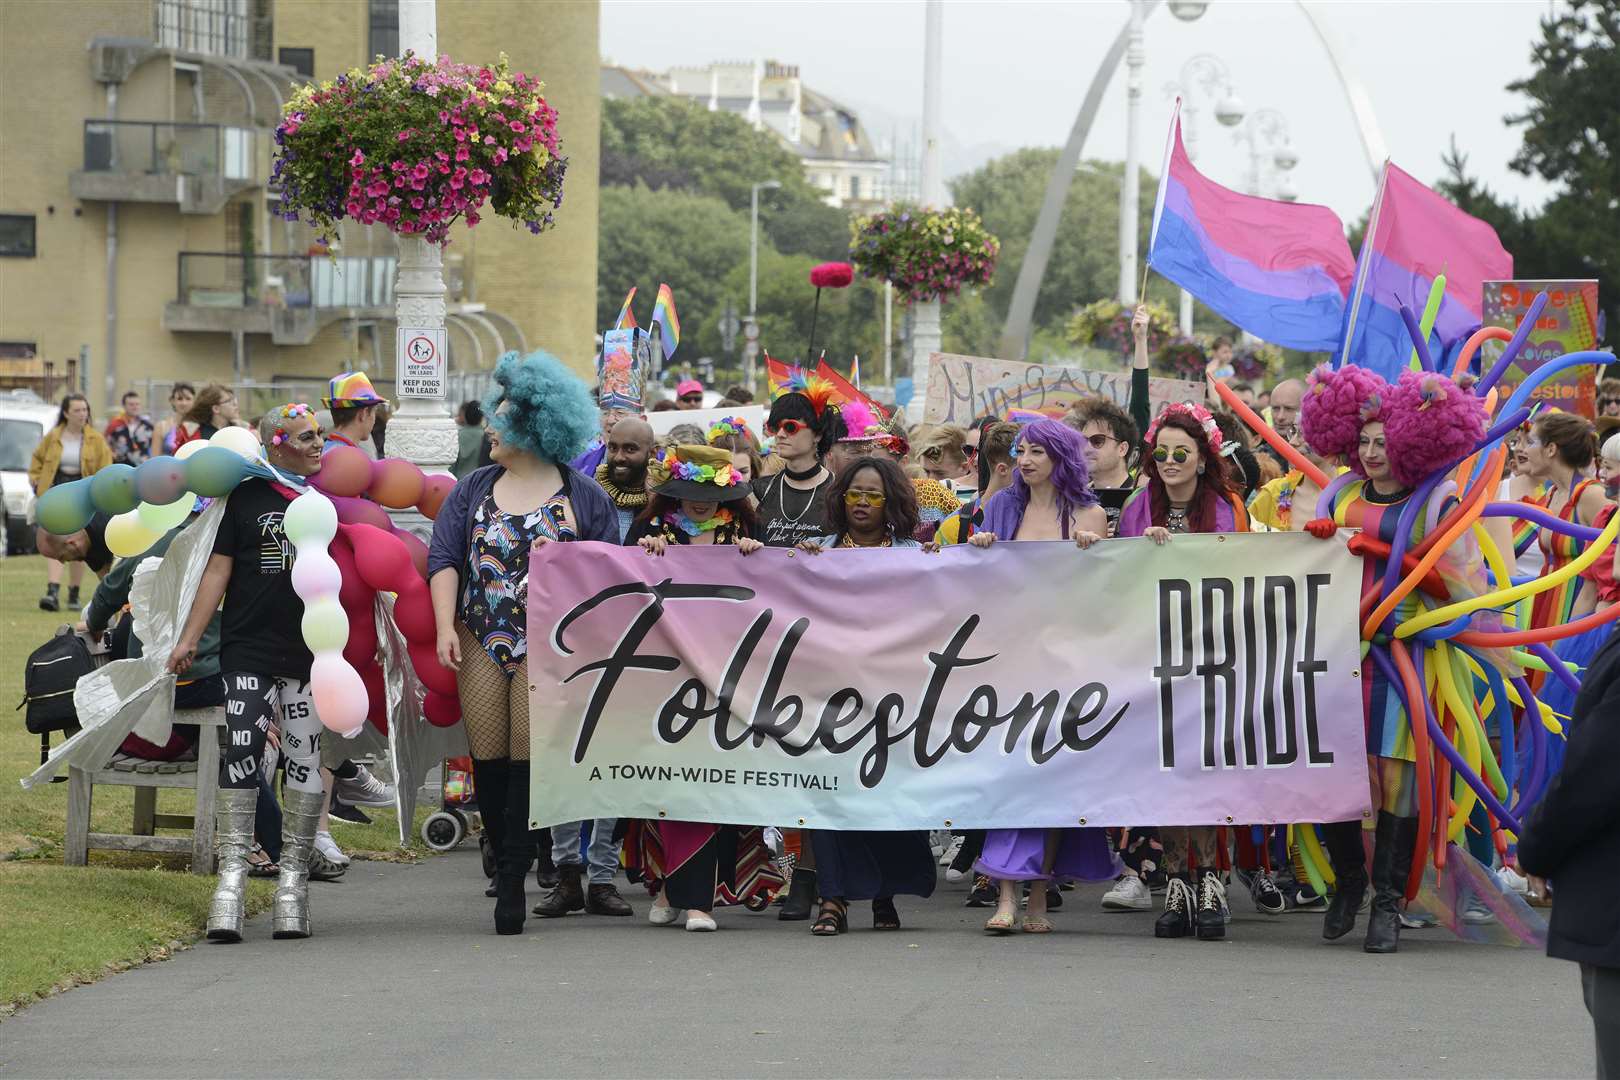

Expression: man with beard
xmin=595 ymin=417 xmax=654 ymax=541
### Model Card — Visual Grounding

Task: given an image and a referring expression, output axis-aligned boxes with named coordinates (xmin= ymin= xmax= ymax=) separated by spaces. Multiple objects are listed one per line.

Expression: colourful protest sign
xmin=1482 ymin=280 xmax=1602 ymax=418
xmin=527 ymin=536 xmax=1371 ymax=831
xmin=923 ymin=352 xmax=1201 ymax=426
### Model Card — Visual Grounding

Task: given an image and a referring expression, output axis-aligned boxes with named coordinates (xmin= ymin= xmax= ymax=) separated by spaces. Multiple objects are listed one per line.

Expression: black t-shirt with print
xmin=211 ymin=478 xmax=312 ymax=679
xmin=752 ymin=471 xmax=833 ymax=548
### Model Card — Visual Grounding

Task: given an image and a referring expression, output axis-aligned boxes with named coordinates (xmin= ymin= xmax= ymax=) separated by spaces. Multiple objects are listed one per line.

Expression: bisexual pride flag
xmin=1148 ymin=102 xmax=1355 ymax=352
xmin=1336 ymin=163 xmax=1512 ymax=382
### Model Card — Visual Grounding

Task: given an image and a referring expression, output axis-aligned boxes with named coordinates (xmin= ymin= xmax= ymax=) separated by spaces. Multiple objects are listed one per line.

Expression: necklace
xmin=773 ymin=472 xmax=822 ymax=528
xmin=839 ymin=532 xmax=892 ymax=548
xmin=1166 ymin=501 xmax=1190 ymax=533
xmin=595 ymin=463 xmax=649 ymax=510
xmin=667 ymin=507 xmax=732 ymax=537
xmin=785 ymin=461 xmax=823 ymax=482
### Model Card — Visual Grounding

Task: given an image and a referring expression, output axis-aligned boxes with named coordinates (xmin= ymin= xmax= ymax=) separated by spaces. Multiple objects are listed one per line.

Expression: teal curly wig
xmin=483 ymin=350 xmax=598 ymax=465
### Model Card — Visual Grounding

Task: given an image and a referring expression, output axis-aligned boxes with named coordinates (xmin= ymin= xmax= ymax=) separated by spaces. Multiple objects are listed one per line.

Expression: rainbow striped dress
xmin=1534 ymin=478 xmax=1607 ymax=719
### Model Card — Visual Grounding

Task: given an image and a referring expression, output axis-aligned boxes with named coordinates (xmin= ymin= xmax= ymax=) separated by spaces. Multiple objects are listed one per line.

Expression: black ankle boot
xmin=470 ymin=758 xmax=508 ymax=899
xmin=494 ymin=762 xmax=535 ymax=935
xmin=67 ymin=585 xmax=80 ymax=608
xmin=39 ymin=583 xmax=60 ymax=612
xmin=1364 ymin=812 xmax=1416 ymax=954
xmin=778 ymin=867 xmax=817 ymax=921
xmin=1320 ymin=820 xmax=1368 ymax=941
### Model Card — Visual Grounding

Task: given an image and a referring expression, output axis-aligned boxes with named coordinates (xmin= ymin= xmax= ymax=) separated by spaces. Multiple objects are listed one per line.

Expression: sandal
xmin=1021 ymin=915 xmax=1054 ymax=934
xmin=247 ymin=843 xmax=279 ymax=878
xmin=872 ymin=897 xmax=901 ymax=931
xmin=811 ymin=898 xmax=848 ymax=936
xmin=984 ymin=909 xmax=1016 ymax=935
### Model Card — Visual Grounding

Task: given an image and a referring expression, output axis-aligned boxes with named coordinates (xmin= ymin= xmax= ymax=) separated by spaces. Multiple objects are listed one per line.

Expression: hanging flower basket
xmin=1067 ymin=298 xmax=1176 ymax=358
xmin=849 ymin=204 xmax=998 ymax=304
xmin=273 ymin=52 xmax=566 ymax=246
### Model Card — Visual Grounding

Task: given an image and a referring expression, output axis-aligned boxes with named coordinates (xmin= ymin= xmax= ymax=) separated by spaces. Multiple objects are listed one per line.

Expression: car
xmin=0 ymin=395 xmax=62 ymax=554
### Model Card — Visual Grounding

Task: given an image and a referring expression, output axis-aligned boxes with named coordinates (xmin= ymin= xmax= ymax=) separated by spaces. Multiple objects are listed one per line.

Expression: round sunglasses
xmin=1152 ymin=446 xmax=1192 ymax=463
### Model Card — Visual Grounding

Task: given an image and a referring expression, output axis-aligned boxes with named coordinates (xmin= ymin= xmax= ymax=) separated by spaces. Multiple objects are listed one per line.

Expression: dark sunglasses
xmin=1600 ymin=397 xmax=1620 ymax=409
xmin=766 ymin=418 xmax=809 ymax=437
xmin=679 ymin=394 xmax=703 ymax=403
xmin=1085 ymin=433 xmax=1119 ymax=449
xmin=1153 ymin=446 xmax=1192 ymax=463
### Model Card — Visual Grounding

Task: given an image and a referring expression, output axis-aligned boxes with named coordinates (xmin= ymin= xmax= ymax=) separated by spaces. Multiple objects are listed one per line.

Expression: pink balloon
xmin=312 ymin=445 xmax=374 ymax=497
xmin=399 ymin=530 xmax=429 ymax=580
xmin=408 ymin=639 xmax=458 ymax=697
xmin=352 ymin=526 xmax=414 ymax=593
xmin=359 ymin=661 xmax=388 ymax=735
xmin=343 ymin=612 xmax=378 ymax=670
xmin=418 ymin=474 xmax=454 ymax=519
xmin=423 ymin=689 xmax=460 ymax=727
xmin=311 ymin=653 xmax=368 ymax=737
xmin=392 ymin=582 xmax=436 ymax=644
xmin=331 ymin=531 xmax=372 ymax=614
xmin=331 ymin=495 xmax=394 ymax=532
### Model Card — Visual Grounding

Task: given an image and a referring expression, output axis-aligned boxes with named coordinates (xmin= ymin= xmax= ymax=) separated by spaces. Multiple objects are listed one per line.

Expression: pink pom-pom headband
xmin=270 ymin=403 xmax=317 ymax=446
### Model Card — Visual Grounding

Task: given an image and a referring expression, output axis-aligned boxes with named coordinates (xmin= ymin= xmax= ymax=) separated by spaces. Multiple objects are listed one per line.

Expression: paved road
xmin=1 ymin=851 xmax=1593 ymax=1078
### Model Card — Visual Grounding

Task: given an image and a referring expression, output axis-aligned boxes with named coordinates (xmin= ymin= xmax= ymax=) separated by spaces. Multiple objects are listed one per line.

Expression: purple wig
xmin=1383 ymin=370 xmax=1487 ymax=488
xmin=1300 ymin=364 xmax=1391 ymax=474
xmin=1009 ymin=417 xmax=1098 ymax=526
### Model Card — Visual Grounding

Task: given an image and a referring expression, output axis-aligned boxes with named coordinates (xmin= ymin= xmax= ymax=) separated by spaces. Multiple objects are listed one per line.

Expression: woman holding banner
xmin=964 ymin=419 xmax=1117 ymax=934
xmin=799 ymin=455 xmax=936 ymax=933
xmin=621 ymin=445 xmax=785 ymax=932
xmin=428 ymin=351 xmax=620 ymax=936
xmin=1117 ymin=402 xmax=1251 ymax=941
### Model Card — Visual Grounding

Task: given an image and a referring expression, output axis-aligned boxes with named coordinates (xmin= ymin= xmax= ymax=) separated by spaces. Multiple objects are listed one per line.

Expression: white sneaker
xmin=684 ymin=911 xmax=717 ymax=932
xmin=945 ymin=866 xmax=967 ymax=884
xmin=1101 ymin=874 xmax=1152 ymax=911
xmin=333 ymin=765 xmax=396 ymax=808
xmin=648 ymin=897 xmax=679 ymax=926
xmin=314 ymin=830 xmax=350 ymax=867
xmin=1462 ymin=896 xmax=1497 ymax=925
xmin=1496 ymin=866 xmax=1530 ymax=895
xmin=938 ymin=834 xmax=964 ymax=867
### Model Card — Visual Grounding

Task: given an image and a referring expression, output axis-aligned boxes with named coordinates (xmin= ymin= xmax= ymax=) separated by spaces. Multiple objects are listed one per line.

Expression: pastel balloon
xmin=331 ymin=495 xmax=393 ymax=532
xmin=184 ymin=446 xmax=247 ymax=497
xmin=423 ymin=689 xmax=460 ymax=728
xmin=391 ymin=583 xmax=436 ymax=643
xmin=300 ymin=595 xmax=350 ymax=653
xmin=136 ymin=497 xmax=193 ymax=533
xmin=418 ymin=474 xmax=454 ymax=519
xmin=208 ymin=424 xmax=261 ymax=460
xmin=134 ymin=456 xmax=188 ymax=505
xmin=89 ymin=464 xmax=140 ymax=515
xmin=370 ymin=457 xmax=426 ymax=509
xmin=283 ymin=489 xmax=338 ymax=545
xmin=310 ymin=652 xmax=368 ymax=737
xmin=174 ymin=438 xmax=210 ymax=461
xmin=289 ymin=547 xmax=342 ymax=598
xmin=104 ymin=510 xmax=163 ymax=558
xmin=312 ymin=445 xmax=373 ymax=497
xmin=34 ymin=480 xmax=96 ymax=535
xmin=399 ymin=529 xmax=429 ymax=580
xmin=407 ymin=639 xmax=458 ymax=697
xmin=352 ymin=527 xmax=414 ymax=592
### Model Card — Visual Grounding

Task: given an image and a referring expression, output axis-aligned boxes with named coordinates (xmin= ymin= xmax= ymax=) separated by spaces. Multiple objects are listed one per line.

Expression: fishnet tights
xmin=457 ymin=624 xmax=531 ymax=760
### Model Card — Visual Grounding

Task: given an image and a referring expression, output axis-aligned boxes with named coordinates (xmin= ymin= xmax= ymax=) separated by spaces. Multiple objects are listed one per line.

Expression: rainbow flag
xmin=850 ymin=354 xmax=861 ymax=389
xmin=613 ymin=287 xmax=637 ymax=331
xmin=1337 ymin=163 xmax=1512 ymax=382
xmin=1148 ymin=101 xmax=1355 ymax=352
xmin=650 ymin=283 xmax=680 ymax=362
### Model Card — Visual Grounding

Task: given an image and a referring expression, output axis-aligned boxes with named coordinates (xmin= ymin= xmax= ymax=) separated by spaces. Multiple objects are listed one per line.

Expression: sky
xmin=600 ymin=0 xmax=1560 ymax=225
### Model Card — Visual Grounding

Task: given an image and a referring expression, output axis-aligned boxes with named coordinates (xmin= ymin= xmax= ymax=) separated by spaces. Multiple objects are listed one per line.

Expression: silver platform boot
xmin=206 ymin=787 xmax=260 ymax=942
xmin=273 ymin=787 xmax=323 ymax=939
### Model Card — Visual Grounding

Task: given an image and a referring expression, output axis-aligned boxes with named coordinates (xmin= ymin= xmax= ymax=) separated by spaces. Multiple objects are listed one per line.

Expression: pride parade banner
xmin=924 ymin=352 xmax=1201 ymax=427
xmin=526 ymin=535 xmax=1372 ymax=831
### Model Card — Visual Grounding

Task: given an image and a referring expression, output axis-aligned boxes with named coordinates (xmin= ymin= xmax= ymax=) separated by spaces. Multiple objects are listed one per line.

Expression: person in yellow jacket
xmin=29 ymin=393 xmax=112 ymax=611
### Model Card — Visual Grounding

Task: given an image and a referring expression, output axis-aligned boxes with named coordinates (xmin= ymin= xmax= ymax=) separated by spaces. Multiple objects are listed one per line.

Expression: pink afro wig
xmin=1299 ymin=364 xmax=1391 ymax=467
xmin=1382 ymin=370 xmax=1486 ymax=488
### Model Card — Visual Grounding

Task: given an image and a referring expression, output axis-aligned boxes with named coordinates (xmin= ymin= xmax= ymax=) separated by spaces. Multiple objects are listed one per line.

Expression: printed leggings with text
xmin=220 ymin=672 xmax=323 ymax=795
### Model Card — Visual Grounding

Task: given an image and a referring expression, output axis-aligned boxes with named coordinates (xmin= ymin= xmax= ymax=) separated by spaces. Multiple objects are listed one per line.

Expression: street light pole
xmin=908 ymin=0 xmax=945 ymax=419
xmin=746 ymin=179 xmax=780 ymax=395
xmin=388 ymin=0 xmax=456 ymax=489
xmin=1116 ymin=0 xmax=1146 ymax=306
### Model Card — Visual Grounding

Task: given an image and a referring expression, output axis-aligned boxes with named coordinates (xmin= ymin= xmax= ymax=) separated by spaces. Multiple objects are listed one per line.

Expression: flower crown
xmin=269 ymin=403 xmax=318 ymax=446
xmin=653 ymin=447 xmax=741 ymax=489
xmin=707 ymin=416 xmax=754 ymax=444
xmin=1146 ymin=401 xmax=1223 ymax=452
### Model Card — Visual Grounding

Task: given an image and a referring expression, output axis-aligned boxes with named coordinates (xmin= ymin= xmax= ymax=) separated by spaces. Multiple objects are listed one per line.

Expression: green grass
xmin=1 ymin=554 xmax=432 ymax=1009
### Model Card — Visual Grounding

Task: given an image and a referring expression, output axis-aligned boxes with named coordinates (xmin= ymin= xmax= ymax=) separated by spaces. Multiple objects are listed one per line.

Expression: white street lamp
xmin=1167 ymin=0 xmax=1209 ymax=18
xmin=1162 ymin=52 xmax=1242 ymax=332
xmin=745 ymin=179 xmax=781 ymax=395
xmin=1235 ymin=107 xmax=1294 ymax=198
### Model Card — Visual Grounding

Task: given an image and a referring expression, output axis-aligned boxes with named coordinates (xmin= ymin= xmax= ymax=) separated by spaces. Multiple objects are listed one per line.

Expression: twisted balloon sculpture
xmin=1211 ymin=288 xmax=1617 ymax=901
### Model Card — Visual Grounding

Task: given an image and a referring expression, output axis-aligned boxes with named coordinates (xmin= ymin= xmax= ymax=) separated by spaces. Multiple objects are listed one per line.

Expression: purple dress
xmin=972 ymin=488 xmax=1122 ymax=883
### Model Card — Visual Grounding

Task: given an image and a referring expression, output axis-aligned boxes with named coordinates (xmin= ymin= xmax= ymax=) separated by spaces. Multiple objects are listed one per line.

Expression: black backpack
xmin=18 ymin=630 xmax=94 ymax=736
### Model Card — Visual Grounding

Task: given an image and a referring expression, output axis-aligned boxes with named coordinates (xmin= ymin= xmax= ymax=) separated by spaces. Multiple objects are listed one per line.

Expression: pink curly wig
xmin=1299 ymin=364 xmax=1391 ymax=468
xmin=1383 ymin=370 xmax=1487 ymax=488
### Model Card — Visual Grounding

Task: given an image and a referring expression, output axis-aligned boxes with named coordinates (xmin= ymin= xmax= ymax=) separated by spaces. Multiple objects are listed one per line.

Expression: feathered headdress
xmin=836 ymin=399 xmax=881 ymax=442
xmin=779 ymin=366 xmax=837 ymax=418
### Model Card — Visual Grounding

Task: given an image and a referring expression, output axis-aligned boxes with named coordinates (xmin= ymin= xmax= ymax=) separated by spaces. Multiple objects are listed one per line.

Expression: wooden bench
xmin=63 ymin=707 xmax=226 ymax=875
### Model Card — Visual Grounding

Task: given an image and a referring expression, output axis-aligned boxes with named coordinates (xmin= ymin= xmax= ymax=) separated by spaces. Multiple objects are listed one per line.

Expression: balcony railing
xmin=82 ymin=119 xmax=256 ymax=180
xmin=177 ymin=253 xmax=396 ymax=310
